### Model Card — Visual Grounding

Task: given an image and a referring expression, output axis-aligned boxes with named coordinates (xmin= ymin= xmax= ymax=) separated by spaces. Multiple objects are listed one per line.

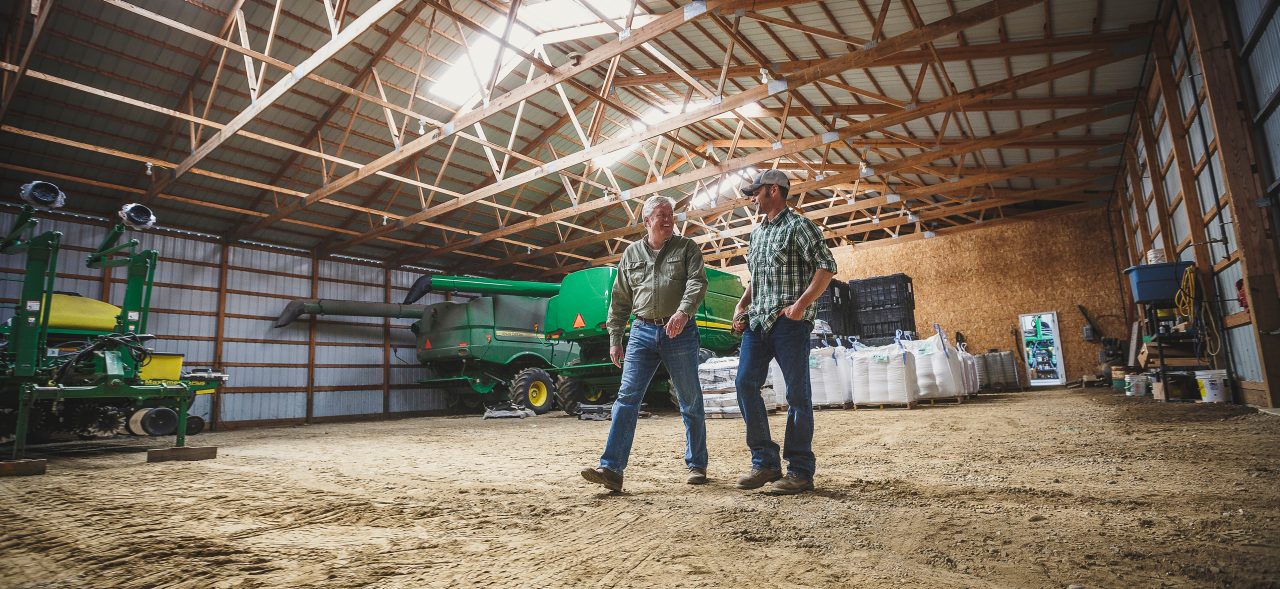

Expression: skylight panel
xmin=520 ymin=0 xmax=637 ymax=32
xmin=430 ymin=26 xmax=537 ymax=106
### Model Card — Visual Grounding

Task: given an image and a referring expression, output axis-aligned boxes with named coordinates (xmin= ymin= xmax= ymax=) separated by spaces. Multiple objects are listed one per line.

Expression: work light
xmin=119 ymin=203 xmax=157 ymax=230
xmin=19 ymin=180 xmax=65 ymax=209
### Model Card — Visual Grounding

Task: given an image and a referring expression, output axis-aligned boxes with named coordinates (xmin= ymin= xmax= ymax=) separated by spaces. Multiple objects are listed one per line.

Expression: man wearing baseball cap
xmin=730 ymin=168 xmax=836 ymax=495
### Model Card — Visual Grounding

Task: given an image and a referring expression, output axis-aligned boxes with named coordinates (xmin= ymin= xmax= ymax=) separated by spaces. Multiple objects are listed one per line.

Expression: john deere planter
xmin=276 ymin=266 xmax=744 ymax=417
xmin=1 ymin=182 xmax=228 ymax=475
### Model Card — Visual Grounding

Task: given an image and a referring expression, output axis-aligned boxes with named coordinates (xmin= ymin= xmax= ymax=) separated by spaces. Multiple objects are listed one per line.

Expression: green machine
xmin=1 ymin=181 xmax=227 ymax=475
xmin=542 ymin=266 xmax=743 ymax=414
xmin=277 ymin=266 xmax=745 ymax=416
xmin=275 ymin=275 xmax=576 ymax=414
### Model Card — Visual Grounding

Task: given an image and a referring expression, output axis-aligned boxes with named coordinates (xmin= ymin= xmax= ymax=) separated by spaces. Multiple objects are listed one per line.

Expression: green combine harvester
xmin=1 ymin=181 xmax=228 ymax=475
xmin=275 ymin=265 xmax=744 ymax=415
xmin=276 ymin=274 xmax=576 ymax=414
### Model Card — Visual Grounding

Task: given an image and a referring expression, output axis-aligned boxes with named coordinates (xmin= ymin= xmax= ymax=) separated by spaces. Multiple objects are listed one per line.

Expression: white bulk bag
xmin=906 ymin=335 xmax=965 ymax=399
xmin=810 ymin=344 xmax=852 ymax=405
xmin=850 ymin=349 xmax=871 ymax=404
xmin=809 ymin=347 xmax=837 ymax=406
xmin=767 ymin=359 xmax=788 ymax=407
xmin=957 ymin=346 xmax=979 ymax=394
xmin=833 ymin=346 xmax=854 ymax=404
xmin=853 ymin=344 xmax=919 ymax=404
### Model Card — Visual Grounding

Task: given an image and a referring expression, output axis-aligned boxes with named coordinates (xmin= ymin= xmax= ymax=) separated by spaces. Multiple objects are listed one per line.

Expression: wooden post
xmin=1134 ymin=101 xmax=1178 ymax=260
xmin=382 ymin=267 xmax=391 ymax=415
xmin=1146 ymin=25 xmax=1229 ymax=365
xmin=1187 ymin=0 xmax=1280 ymax=406
xmin=306 ymin=253 xmax=319 ymax=423
xmin=210 ymin=242 xmax=230 ymax=430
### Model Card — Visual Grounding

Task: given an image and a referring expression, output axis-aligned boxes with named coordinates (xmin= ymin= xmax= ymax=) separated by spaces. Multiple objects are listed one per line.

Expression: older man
xmin=581 ymin=195 xmax=709 ymax=492
xmin=732 ymin=169 xmax=836 ymax=495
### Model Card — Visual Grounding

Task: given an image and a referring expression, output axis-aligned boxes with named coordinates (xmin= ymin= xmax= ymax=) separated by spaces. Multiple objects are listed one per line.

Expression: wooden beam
xmin=1188 ymin=0 xmax=1280 ymax=405
xmin=395 ymin=40 xmax=1140 ymax=268
xmin=0 ymin=0 xmax=54 ymax=125
xmin=609 ymin=29 xmax=1149 ymax=87
xmin=246 ymin=0 xmax=762 ymax=235
xmin=706 ymin=135 xmax=1126 ymax=151
xmin=792 ymin=102 xmax=1132 ymax=195
xmin=374 ymin=0 xmax=1046 ymax=264
xmin=712 ymin=92 xmax=1138 ymax=118
xmin=144 ymin=0 xmax=408 ymax=199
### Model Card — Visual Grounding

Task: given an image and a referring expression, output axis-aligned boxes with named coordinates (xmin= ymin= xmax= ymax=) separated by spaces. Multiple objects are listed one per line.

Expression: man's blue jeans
xmin=599 ymin=320 xmax=708 ymax=474
xmin=734 ymin=317 xmax=815 ymax=479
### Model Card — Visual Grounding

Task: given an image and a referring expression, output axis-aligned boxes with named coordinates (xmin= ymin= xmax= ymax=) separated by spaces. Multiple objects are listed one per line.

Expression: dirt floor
xmin=2 ymin=389 xmax=1279 ymax=588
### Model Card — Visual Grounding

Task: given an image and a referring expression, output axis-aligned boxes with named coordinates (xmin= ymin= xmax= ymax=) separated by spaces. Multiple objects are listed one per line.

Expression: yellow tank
xmin=47 ymin=294 xmax=120 ymax=331
xmin=138 ymin=352 xmax=184 ymax=382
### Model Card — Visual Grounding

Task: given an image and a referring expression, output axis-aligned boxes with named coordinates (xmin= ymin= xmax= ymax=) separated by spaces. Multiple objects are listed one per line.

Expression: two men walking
xmin=582 ymin=170 xmax=836 ymax=495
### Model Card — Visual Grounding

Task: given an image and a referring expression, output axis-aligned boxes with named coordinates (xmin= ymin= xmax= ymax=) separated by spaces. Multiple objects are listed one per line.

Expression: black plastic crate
xmin=859 ymin=333 xmax=918 ymax=347
xmin=851 ymin=305 xmax=916 ymax=340
xmin=814 ymin=281 xmax=854 ymax=335
xmin=849 ymin=273 xmax=914 ymax=311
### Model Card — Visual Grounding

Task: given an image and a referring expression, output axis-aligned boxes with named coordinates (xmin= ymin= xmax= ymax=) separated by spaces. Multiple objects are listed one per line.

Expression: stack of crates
xmin=813 ymin=280 xmax=854 ymax=335
xmin=848 ymin=273 xmax=917 ymax=346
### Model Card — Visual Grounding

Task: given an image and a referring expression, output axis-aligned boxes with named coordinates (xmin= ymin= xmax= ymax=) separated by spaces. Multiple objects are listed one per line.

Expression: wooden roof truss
xmin=0 ymin=0 xmax=1157 ymax=274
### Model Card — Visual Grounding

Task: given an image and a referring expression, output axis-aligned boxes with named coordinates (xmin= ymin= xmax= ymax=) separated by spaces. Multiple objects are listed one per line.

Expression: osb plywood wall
xmin=724 ymin=208 xmax=1129 ymax=382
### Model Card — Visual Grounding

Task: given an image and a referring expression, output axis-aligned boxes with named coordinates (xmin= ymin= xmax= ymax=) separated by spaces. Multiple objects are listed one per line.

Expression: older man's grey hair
xmin=642 ymin=195 xmax=676 ymax=220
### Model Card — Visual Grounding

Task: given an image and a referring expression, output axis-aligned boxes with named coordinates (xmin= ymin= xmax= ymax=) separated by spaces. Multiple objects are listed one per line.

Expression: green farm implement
xmin=276 ymin=265 xmax=744 ymax=416
xmin=1 ymin=181 xmax=228 ymax=476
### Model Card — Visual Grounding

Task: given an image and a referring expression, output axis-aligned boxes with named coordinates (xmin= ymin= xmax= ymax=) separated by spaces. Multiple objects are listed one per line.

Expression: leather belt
xmin=634 ymin=315 xmax=671 ymax=326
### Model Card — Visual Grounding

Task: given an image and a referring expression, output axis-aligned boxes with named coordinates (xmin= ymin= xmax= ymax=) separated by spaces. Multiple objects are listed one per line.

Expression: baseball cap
xmin=741 ymin=169 xmax=790 ymax=196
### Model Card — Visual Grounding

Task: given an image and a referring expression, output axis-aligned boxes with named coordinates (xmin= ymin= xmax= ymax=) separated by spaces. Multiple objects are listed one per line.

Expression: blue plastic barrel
xmin=1124 ymin=261 xmax=1194 ymax=303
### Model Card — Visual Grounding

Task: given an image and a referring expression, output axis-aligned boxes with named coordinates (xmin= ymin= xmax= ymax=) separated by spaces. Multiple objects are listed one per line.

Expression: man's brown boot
xmin=687 ymin=467 xmax=708 ymax=485
xmin=768 ymin=473 xmax=814 ymax=495
xmin=581 ymin=466 xmax=624 ymax=491
xmin=735 ymin=468 xmax=783 ymax=489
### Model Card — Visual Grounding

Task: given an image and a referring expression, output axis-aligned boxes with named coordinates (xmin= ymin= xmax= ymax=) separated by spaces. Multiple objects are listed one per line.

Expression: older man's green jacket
xmin=606 ymin=235 xmax=708 ymax=348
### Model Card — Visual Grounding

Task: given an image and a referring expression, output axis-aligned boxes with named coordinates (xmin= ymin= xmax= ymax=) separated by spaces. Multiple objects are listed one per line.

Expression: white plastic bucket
xmin=1125 ymin=374 xmax=1149 ymax=397
xmin=1195 ymin=369 xmax=1229 ymax=403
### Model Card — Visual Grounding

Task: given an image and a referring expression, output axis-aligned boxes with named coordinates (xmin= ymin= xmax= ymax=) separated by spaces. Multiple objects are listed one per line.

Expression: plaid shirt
xmin=746 ymin=207 xmax=837 ymax=332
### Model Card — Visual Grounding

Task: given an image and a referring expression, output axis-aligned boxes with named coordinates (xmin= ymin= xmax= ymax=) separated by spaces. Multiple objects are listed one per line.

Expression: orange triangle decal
xmin=422 ymin=338 xmax=432 ymax=350
xmin=573 ymin=313 xmax=586 ymax=329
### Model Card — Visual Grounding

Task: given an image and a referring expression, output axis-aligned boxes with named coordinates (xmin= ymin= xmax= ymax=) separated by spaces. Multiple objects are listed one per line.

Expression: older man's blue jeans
xmin=734 ymin=317 xmax=815 ymax=479
xmin=599 ymin=320 xmax=707 ymax=474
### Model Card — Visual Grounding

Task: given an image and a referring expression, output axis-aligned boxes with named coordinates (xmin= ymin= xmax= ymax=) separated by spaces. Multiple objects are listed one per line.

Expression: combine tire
xmin=556 ymin=377 xmax=613 ymax=416
xmin=509 ymin=368 xmax=556 ymax=415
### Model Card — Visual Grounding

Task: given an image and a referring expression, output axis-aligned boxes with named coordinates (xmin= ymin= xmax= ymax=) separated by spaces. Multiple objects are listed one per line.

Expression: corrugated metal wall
xmin=1 ymin=208 xmax=448 ymax=427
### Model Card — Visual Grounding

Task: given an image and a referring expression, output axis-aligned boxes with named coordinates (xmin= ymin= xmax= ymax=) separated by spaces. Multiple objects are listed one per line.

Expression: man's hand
xmin=610 ymin=345 xmax=624 ymax=368
xmin=664 ymin=310 xmax=689 ymax=338
xmin=781 ymin=301 xmax=806 ymax=320
xmin=732 ymin=308 xmax=749 ymax=335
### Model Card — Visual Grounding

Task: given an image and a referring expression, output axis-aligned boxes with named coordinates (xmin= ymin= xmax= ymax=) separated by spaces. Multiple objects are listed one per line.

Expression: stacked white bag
xmin=902 ymin=334 xmax=966 ymax=400
xmin=702 ymin=392 xmax=739 ymax=415
xmin=850 ymin=343 xmax=920 ymax=405
xmin=698 ymin=357 xmax=739 ymax=394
